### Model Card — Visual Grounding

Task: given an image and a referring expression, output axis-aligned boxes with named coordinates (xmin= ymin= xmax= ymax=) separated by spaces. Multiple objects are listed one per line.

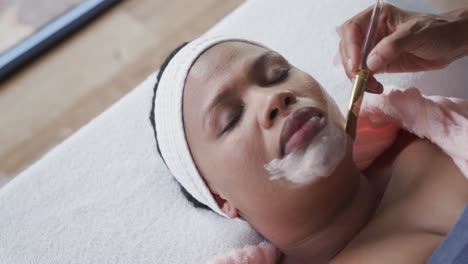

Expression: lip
xmin=280 ymin=107 xmax=326 ymax=156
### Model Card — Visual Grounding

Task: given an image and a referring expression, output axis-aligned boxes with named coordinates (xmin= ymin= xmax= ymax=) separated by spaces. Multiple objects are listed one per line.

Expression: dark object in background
xmin=0 ymin=0 xmax=122 ymax=82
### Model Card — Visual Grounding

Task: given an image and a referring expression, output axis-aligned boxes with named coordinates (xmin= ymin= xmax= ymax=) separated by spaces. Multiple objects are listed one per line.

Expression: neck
xmin=282 ymin=173 xmax=379 ymax=263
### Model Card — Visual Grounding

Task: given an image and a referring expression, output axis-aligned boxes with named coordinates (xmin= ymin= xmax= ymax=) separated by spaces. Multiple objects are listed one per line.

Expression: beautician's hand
xmin=339 ymin=4 xmax=468 ymax=93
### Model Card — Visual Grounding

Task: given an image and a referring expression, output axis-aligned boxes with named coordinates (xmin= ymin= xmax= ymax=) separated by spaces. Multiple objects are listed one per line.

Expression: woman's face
xmin=182 ymin=41 xmax=361 ymax=251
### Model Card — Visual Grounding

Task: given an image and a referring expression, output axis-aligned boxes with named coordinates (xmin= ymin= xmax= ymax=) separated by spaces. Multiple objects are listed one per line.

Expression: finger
xmin=366 ymin=75 xmax=383 ymax=94
xmin=366 ymin=27 xmax=410 ymax=72
xmin=338 ymin=5 xmax=375 ymax=77
xmin=383 ymin=52 xmax=447 ymax=73
xmin=339 ymin=39 xmax=355 ymax=80
xmin=342 ymin=20 xmax=363 ymax=72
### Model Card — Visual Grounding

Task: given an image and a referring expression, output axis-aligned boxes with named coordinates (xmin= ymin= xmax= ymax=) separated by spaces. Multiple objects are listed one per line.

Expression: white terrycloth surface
xmin=0 ymin=0 xmax=466 ymax=263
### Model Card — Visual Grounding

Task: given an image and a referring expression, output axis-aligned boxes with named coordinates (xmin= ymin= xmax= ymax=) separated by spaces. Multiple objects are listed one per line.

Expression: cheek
xmin=215 ymin=126 xmax=273 ymax=201
xmin=225 ymin=128 xmax=265 ymax=180
xmin=291 ymin=72 xmax=326 ymax=101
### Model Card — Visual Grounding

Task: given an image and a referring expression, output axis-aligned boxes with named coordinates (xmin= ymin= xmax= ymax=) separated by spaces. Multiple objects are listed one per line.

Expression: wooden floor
xmin=0 ymin=0 xmax=244 ymax=186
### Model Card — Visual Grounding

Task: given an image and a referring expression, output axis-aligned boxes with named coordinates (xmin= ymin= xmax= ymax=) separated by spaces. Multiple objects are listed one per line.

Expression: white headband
xmin=153 ymin=35 xmax=266 ymax=217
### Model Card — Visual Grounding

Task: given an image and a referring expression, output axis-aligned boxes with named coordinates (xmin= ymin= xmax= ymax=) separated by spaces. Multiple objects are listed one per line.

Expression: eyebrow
xmin=202 ymin=50 xmax=276 ymax=130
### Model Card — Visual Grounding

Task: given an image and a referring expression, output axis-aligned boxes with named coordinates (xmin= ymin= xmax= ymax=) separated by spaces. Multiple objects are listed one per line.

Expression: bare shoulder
xmin=333 ymin=135 xmax=468 ymax=264
xmin=373 ymin=133 xmax=468 ymax=216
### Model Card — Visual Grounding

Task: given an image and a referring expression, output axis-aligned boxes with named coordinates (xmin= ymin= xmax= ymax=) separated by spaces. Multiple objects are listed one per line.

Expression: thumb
xmin=366 ymin=28 xmax=410 ymax=72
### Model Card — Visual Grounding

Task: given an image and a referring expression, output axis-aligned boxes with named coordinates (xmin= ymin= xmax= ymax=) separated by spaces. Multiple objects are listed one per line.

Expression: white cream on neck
xmin=265 ymin=119 xmax=349 ymax=185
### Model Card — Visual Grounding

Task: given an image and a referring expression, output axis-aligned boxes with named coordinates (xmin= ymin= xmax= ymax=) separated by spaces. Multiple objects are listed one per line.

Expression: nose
xmin=260 ymin=90 xmax=296 ymax=129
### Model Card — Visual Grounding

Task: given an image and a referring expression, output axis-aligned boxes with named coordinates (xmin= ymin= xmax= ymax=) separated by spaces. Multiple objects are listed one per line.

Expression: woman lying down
xmin=150 ymin=6 xmax=468 ymax=264
xmin=152 ymin=34 xmax=468 ymax=263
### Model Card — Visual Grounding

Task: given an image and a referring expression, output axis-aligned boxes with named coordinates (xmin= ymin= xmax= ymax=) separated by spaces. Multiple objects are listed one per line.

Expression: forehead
xmin=187 ymin=41 xmax=269 ymax=84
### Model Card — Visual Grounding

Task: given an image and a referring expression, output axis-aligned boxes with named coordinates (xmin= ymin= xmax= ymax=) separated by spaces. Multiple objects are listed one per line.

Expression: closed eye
xmin=265 ymin=67 xmax=290 ymax=86
xmin=221 ymin=104 xmax=244 ymax=135
xmin=275 ymin=67 xmax=290 ymax=82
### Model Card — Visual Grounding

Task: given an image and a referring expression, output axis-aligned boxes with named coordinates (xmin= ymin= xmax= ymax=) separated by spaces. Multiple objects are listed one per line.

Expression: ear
xmin=220 ymin=198 xmax=239 ymax=219
xmin=210 ymin=187 xmax=239 ymax=219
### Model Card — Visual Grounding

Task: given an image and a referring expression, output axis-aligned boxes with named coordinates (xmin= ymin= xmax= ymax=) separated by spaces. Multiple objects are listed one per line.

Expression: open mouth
xmin=280 ymin=107 xmax=327 ymax=156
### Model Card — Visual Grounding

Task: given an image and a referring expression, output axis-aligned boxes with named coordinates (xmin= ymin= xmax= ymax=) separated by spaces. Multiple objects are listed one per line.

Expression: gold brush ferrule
xmin=345 ymin=69 xmax=369 ymax=140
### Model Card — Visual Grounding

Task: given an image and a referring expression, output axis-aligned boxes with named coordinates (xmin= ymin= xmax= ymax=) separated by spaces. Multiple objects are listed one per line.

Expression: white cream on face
xmin=265 ymin=112 xmax=349 ymax=185
xmin=262 ymin=74 xmax=351 ymax=185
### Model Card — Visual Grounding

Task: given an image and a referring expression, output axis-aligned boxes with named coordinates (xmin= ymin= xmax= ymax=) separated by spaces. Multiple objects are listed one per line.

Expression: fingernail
xmin=368 ymin=83 xmax=383 ymax=94
xmin=367 ymin=53 xmax=383 ymax=72
xmin=376 ymin=83 xmax=384 ymax=93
